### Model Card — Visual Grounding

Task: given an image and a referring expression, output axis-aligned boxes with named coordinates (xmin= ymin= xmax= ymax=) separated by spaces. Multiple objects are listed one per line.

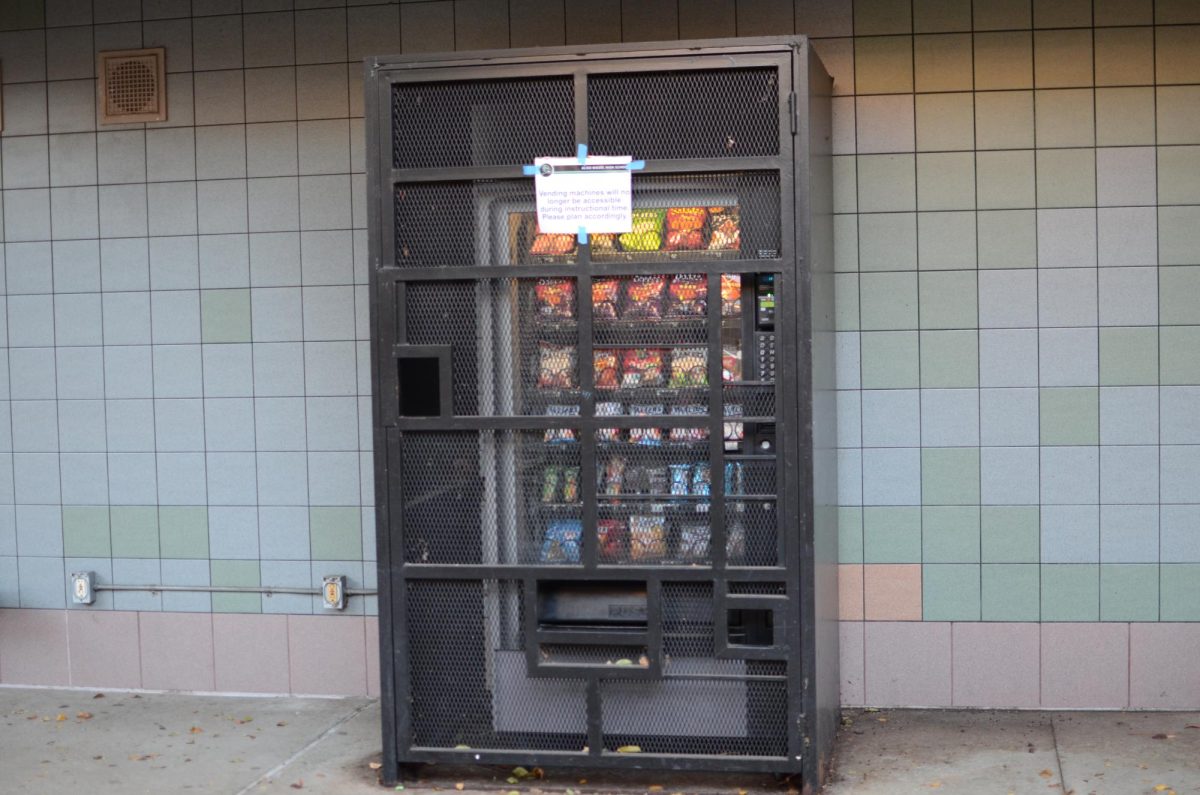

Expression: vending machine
xmin=366 ymin=36 xmax=838 ymax=791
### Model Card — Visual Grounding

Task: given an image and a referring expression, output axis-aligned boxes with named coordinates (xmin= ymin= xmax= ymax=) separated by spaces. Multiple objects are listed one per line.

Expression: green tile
xmin=981 ymin=506 xmax=1040 ymax=563
xmin=863 ymin=506 xmax=922 ymax=563
xmin=923 ymin=506 xmax=981 ymax=563
xmin=159 ymin=506 xmax=209 ymax=559
xmin=861 ymin=331 xmax=920 ymax=388
xmin=201 ymin=289 xmax=252 ymax=344
xmin=1041 ymin=563 xmax=1100 ymax=621
xmin=981 ymin=564 xmax=1041 ymax=621
xmin=1100 ymin=564 xmax=1159 ymax=621
xmin=919 ymin=271 xmax=978 ymax=329
xmin=1100 ymin=327 xmax=1158 ymax=386
xmin=1159 ymin=266 xmax=1200 ymax=325
xmin=860 ymin=272 xmax=918 ymax=331
xmin=839 ymin=507 xmax=864 ymax=564
xmin=922 ymin=447 xmax=980 ymax=505
xmin=923 ymin=564 xmax=981 ymax=620
xmin=920 ymin=330 xmax=979 ymax=388
xmin=1161 ymin=564 xmax=1200 ymax=620
xmin=1040 ymin=387 xmax=1099 ymax=445
xmin=110 ymin=506 xmax=159 ymax=559
xmin=834 ymin=274 xmax=860 ymax=330
xmin=62 ymin=506 xmax=111 ymax=558
xmin=211 ymin=559 xmax=261 ymax=613
xmin=1161 ymin=326 xmax=1200 ymax=385
xmin=310 ymin=507 xmax=363 ymax=561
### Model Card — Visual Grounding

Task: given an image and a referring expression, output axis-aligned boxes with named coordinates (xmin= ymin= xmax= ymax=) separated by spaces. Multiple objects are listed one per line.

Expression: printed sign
xmin=533 ymin=155 xmax=633 ymax=234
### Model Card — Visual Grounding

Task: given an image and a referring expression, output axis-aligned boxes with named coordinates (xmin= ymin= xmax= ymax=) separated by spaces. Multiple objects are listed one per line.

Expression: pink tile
xmin=864 ymin=621 xmax=952 ymax=706
xmin=139 ymin=612 xmax=215 ymax=692
xmin=863 ymin=564 xmax=922 ymax=620
xmin=288 ymin=615 xmax=367 ymax=696
xmin=952 ymin=623 xmax=1040 ymax=708
xmin=365 ymin=617 xmax=380 ymax=698
xmin=0 ymin=609 xmax=69 ymax=686
xmin=1041 ymin=623 xmax=1129 ymax=708
xmin=839 ymin=564 xmax=864 ymax=620
xmin=839 ymin=620 xmax=865 ymax=706
xmin=1130 ymin=623 xmax=1200 ymax=709
xmin=213 ymin=614 xmax=290 ymax=694
xmin=67 ymin=610 xmax=142 ymax=689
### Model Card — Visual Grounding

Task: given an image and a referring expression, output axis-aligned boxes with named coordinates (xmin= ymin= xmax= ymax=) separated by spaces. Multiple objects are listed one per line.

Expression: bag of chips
xmin=629 ymin=515 xmax=666 ymax=561
xmin=678 ymin=523 xmax=711 ymax=562
xmin=595 ymin=401 xmax=623 ymax=442
xmin=535 ymin=278 xmax=575 ymax=319
xmin=544 ymin=404 xmax=579 ymax=444
xmin=629 ymin=404 xmax=664 ymax=446
xmin=538 ymin=342 xmax=577 ymax=389
xmin=723 ymin=403 xmax=744 ymax=445
xmin=721 ymin=274 xmax=742 ymax=316
xmin=598 ymin=519 xmax=627 ymax=561
xmin=724 ymin=461 xmax=745 ymax=496
xmin=530 ymin=232 xmax=577 ymax=256
xmin=622 ymin=349 xmax=665 ymax=388
xmin=623 ymin=275 xmax=667 ymax=320
xmin=669 ymin=463 xmax=691 ymax=496
xmin=722 ymin=344 xmax=743 ymax=382
xmin=562 ymin=467 xmax=580 ymax=503
xmin=541 ymin=466 xmax=560 ymax=503
xmin=601 ymin=456 xmax=627 ymax=495
xmin=669 ymin=404 xmax=708 ymax=442
xmin=667 ymin=274 xmax=707 ymax=317
xmin=592 ymin=277 xmax=620 ymax=320
xmin=691 ymin=462 xmax=711 ymax=496
xmin=619 ymin=208 xmax=666 ymax=252
xmin=590 ymin=233 xmax=618 ymax=254
xmin=669 ymin=347 xmax=708 ymax=388
xmin=647 ymin=466 xmax=669 ymax=495
xmin=541 ymin=519 xmax=581 ymax=563
xmin=708 ymin=207 xmax=740 ymax=251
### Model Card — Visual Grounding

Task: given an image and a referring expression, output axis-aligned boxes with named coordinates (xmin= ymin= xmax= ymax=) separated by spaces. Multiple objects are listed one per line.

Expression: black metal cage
xmin=366 ymin=37 xmax=837 ymax=792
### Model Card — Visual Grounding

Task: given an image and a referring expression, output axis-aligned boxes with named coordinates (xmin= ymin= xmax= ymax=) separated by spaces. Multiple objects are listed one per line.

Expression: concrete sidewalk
xmin=3 ymin=687 xmax=1199 ymax=794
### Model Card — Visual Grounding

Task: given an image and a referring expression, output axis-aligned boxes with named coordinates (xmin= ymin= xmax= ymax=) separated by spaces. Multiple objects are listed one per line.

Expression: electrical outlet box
xmin=322 ymin=575 xmax=346 ymax=610
xmin=71 ymin=571 xmax=96 ymax=605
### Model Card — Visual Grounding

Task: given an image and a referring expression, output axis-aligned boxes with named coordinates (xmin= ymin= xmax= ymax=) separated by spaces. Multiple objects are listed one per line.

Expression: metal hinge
xmin=788 ymin=91 xmax=798 ymax=135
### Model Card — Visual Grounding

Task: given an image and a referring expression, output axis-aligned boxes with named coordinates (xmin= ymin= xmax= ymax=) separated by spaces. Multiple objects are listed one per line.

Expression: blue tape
xmin=628 ymin=160 xmax=645 ymax=171
xmin=522 ymin=164 xmax=537 ymax=176
xmin=577 ymin=143 xmax=588 ymax=163
xmin=577 ymin=226 xmax=588 ymax=245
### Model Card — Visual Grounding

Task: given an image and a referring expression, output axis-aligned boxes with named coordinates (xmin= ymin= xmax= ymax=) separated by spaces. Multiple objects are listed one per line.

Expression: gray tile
xmin=980 ymin=329 xmax=1039 ymax=387
xmin=251 ymin=287 xmax=303 ymax=342
xmin=298 ymin=175 xmax=351 ymax=231
xmin=861 ymin=389 xmax=920 ymax=447
xmin=13 ymin=453 xmax=61 ymax=505
xmin=1161 ymin=505 xmax=1200 ymax=563
xmin=147 ymin=182 xmax=199 ymax=237
xmin=257 ymin=451 xmax=309 ymax=506
xmin=921 ymin=389 xmax=980 ymax=447
xmin=11 ymin=401 xmax=59 ymax=452
xmin=10 ymin=84 xmax=49 ymax=137
xmin=4 ymin=188 xmax=52 ymax=242
xmin=862 ymin=447 xmax=921 ymax=506
xmin=192 ymin=14 xmax=243 ymax=71
xmin=247 ymin=177 xmax=300 ymax=233
xmin=111 ymin=558 xmax=162 ymax=611
xmin=254 ymin=342 xmax=306 ymax=396
xmin=295 ymin=7 xmax=346 ymax=63
xmin=54 ymin=293 xmax=102 ymax=347
xmin=150 ymin=290 xmax=202 ymax=345
xmin=59 ymin=452 xmax=108 ymax=505
xmin=10 ymin=295 xmax=56 ymax=347
xmin=145 ymin=128 xmax=197 ymax=182
xmin=1041 ymin=446 xmax=1100 ymax=504
xmin=836 ymin=332 xmax=862 ymax=390
xmin=1098 ymin=206 xmax=1157 ymax=267
xmin=18 ymin=556 xmax=67 ymax=609
xmin=198 ymin=234 xmax=250 ymax=289
xmin=57 ymin=400 xmax=107 ymax=452
xmin=978 ymin=269 xmax=1037 ymax=328
xmin=302 ymin=286 xmax=355 ymax=340
xmin=160 ymin=558 xmax=212 ymax=612
xmin=1161 ymin=387 xmax=1200 ymax=444
xmin=1100 ymin=504 xmax=1160 ymax=563
xmin=244 ymin=66 xmax=297 ymax=124
xmin=97 ymin=184 xmax=148 ymax=238
xmin=297 ymin=119 xmax=350 ymax=175
xmin=1039 ymin=328 xmax=1099 ymax=387
xmin=300 ymin=230 xmax=353 ymax=286
xmin=2 ymin=137 xmax=50 ymax=190
xmin=10 ymin=349 xmax=58 ymax=399
xmin=250 ymin=232 xmax=302 ymax=286
xmin=96 ymin=130 xmax=146 ymax=184
xmin=201 ymin=344 xmax=253 ymax=397
xmin=6 ymin=242 xmax=53 ymax=294
xmin=104 ymin=346 xmax=154 ymax=398
xmin=0 ymin=506 xmax=15 ymax=556
xmin=0 ymin=557 xmax=19 ymax=607
xmin=106 ymin=399 xmax=156 ymax=452
xmin=1041 ymin=504 xmax=1101 ymax=563
xmin=259 ymin=506 xmax=310 ymax=561
xmin=1100 ymin=386 xmax=1159 ymax=445
xmin=0 ymin=458 xmax=14 ymax=503
xmin=1039 ymin=268 xmax=1098 ymax=327
xmin=206 ymin=451 xmax=258 ymax=506
xmin=50 ymin=186 xmax=100 ymax=240
xmin=1098 ymin=267 xmax=1158 ymax=326
xmin=99 ymin=238 xmax=150 ymax=291
xmin=209 ymin=506 xmax=259 ymax=560
xmin=102 ymin=292 xmax=153 ymax=346
xmin=52 ymin=239 xmax=101 ymax=292
xmin=260 ymin=559 xmax=313 ymax=614
xmin=194 ymin=71 xmax=246 ymax=126
xmin=1037 ymin=208 xmax=1097 ymax=269
xmin=303 ymin=341 xmax=356 ymax=397
xmin=154 ymin=399 xmax=205 ymax=452
xmin=1161 ymin=446 xmax=1200 ymax=504
xmin=49 ymin=132 xmax=98 ymax=188
xmin=197 ymin=180 xmax=249 ymax=235
xmin=15 ymin=505 xmax=64 ymax=557
xmin=980 ymin=387 xmax=1040 ymax=446
xmin=254 ymin=397 xmax=307 ymax=451
xmin=307 ymin=451 xmax=359 ymax=506
xmin=153 ymin=344 xmax=204 ymax=398
xmin=149 ymin=236 xmax=200 ymax=290
xmin=1100 ymin=445 xmax=1159 ymax=504
xmin=296 ymin=64 xmax=348 ymax=122
xmin=204 ymin=398 xmax=255 ymax=451
xmin=305 ymin=396 xmax=358 ymax=451
xmin=156 ymin=452 xmax=208 ymax=505
xmin=243 ymin=13 xmax=295 ymax=69
xmin=981 ymin=446 xmax=1040 ymax=505
xmin=108 ymin=452 xmax=158 ymax=504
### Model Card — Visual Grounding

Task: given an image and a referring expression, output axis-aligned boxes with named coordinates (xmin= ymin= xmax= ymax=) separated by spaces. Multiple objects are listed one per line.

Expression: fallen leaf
xmin=1186 ymin=724 xmax=1200 ymax=729
xmin=290 ymin=781 xmax=303 ymax=790
xmin=649 ymin=787 xmax=664 ymax=792
xmin=369 ymin=761 xmax=382 ymax=770
xmin=76 ymin=712 xmax=92 ymax=720
xmin=1154 ymin=787 xmax=1168 ymax=792
xmin=453 ymin=744 xmax=471 ymax=750
xmin=877 ymin=717 xmax=888 ymax=723
xmin=507 ymin=777 xmax=519 ymax=785
xmin=1039 ymin=769 xmax=1054 ymax=778
xmin=93 ymin=693 xmax=105 ymax=699
xmin=276 ymin=721 xmax=287 ymax=727
xmin=237 ymin=716 xmax=254 ymax=725
xmin=1153 ymin=734 xmax=1169 ymax=740
xmin=25 ymin=715 xmax=37 ymax=720
xmin=531 ymin=768 xmax=544 ymax=779
xmin=189 ymin=726 xmax=204 ymax=734
xmin=929 ymin=782 xmax=942 ymax=789
xmin=455 ymin=784 xmax=464 ymax=791
xmin=55 ymin=713 xmax=67 ymax=722
xmin=512 ymin=766 xmax=531 ymax=779
xmin=616 ymin=745 xmax=642 ymax=753
xmin=738 ymin=789 xmax=749 ymax=795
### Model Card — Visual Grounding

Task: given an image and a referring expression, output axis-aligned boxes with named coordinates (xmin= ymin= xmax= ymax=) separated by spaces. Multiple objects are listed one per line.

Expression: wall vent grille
xmin=98 ymin=48 xmax=166 ymax=124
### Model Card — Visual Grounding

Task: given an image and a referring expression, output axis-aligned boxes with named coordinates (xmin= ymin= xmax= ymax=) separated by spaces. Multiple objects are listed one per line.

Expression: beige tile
xmin=1034 ymin=88 xmax=1095 ymax=148
xmin=1129 ymin=624 xmax=1200 ymax=708
xmin=1033 ymin=0 xmax=1091 ymax=28
xmin=833 ymin=154 xmax=858 ymax=213
xmin=918 ymin=211 xmax=977 ymax=270
xmin=865 ymin=622 xmax=952 ymax=706
xmin=855 ymin=35 xmax=914 ymax=94
xmin=832 ymin=96 xmax=856 ymax=153
xmin=288 ymin=614 xmax=367 ymax=696
xmin=914 ymin=33 xmax=973 ymax=92
xmin=1158 ymin=146 xmax=1200 ymax=205
xmin=1034 ymin=29 xmax=1093 ymax=88
xmin=859 ymin=212 xmax=917 ymax=271
xmin=856 ymin=94 xmax=915 ymax=154
xmin=1036 ymin=148 xmax=1097 ymax=208
xmin=952 ymin=623 xmax=1041 ymax=707
xmin=796 ymin=0 xmax=853 ymax=37
xmin=1159 ymin=207 xmax=1200 ymax=268
xmin=1157 ymin=0 xmax=1200 ymax=24
xmin=67 ymin=611 xmax=142 ymax=689
xmin=1094 ymin=27 xmax=1154 ymax=86
xmin=139 ymin=612 xmax=216 ymax=692
xmin=834 ymin=214 xmax=860 ymax=271
xmin=913 ymin=0 xmax=971 ymax=32
xmin=857 ymin=154 xmax=917 ymax=212
xmin=917 ymin=151 xmax=975 ymax=211
xmin=812 ymin=37 xmax=855 ymax=96
xmin=365 ymin=616 xmax=381 ymax=698
xmin=1042 ymin=623 xmax=1129 ymax=708
xmin=213 ymin=613 xmax=290 ymax=693
xmin=978 ymin=209 xmax=1038 ymax=269
xmin=977 ymin=149 xmax=1036 ymax=209
xmin=975 ymin=90 xmax=1034 ymax=149
xmin=974 ymin=31 xmax=1033 ymax=90
xmin=973 ymin=0 xmax=1031 ymax=30
xmin=1155 ymin=26 xmax=1200 ymax=84
xmin=0 ymin=609 xmax=69 ymax=686
xmin=1094 ymin=0 xmax=1153 ymax=26
xmin=1095 ymin=87 xmax=1155 ymax=146
xmin=916 ymin=92 xmax=974 ymax=151
xmin=1158 ymin=86 xmax=1200 ymax=145
xmin=854 ymin=0 xmax=912 ymax=35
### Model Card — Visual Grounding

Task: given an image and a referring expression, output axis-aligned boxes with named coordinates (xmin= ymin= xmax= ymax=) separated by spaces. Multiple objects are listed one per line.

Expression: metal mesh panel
xmin=394 ymin=180 xmax=534 ymax=268
xmin=728 ymin=500 xmax=779 ymax=567
xmin=724 ymin=384 xmax=775 ymax=419
xmin=405 ymin=279 xmax=580 ymax=416
xmin=727 ymin=582 xmax=787 ymax=595
xmin=588 ymin=68 xmax=780 ymax=160
xmin=407 ymin=580 xmax=588 ymax=749
xmin=393 ymin=77 xmax=575 ymax=169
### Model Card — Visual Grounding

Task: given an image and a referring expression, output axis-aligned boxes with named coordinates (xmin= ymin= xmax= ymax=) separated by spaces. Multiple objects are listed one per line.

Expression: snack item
xmin=629 ymin=404 xmax=665 ymax=446
xmin=721 ymin=274 xmax=742 ymax=316
xmin=669 ymin=404 xmax=708 ymax=442
xmin=622 ymin=348 xmax=666 ymax=388
xmin=530 ymin=232 xmax=577 ymax=257
xmin=623 ymin=275 xmax=667 ymax=320
xmin=602 ymin=456 xmax=627 ymax=495
xmin=594 ymin=349 xmax=621 ymax=390
xmin=535 ymin=278 xmax=576 ymax=319
xmin=667 ymin=274 xmax=708 ymax=317
xmin=669 ymin=463 xmax=692 ymax=496
xmin=592 ymin=277 xmax=621 ymax=320
xmin=691 ymin=462 xmax=712 ymax=496
xmin=724 ymin=462 xmax=745 ymax=496
xmin=541 ymin=519 xmax=581 ymax=563
xmin=541 ymin=466 xmax=560 ymax=503
xmin=561 ymin=467 xmax=580 ymax=503
xmin=666 ymin=228 xmax=704 ymax=251
xmin=664 ymin=207 xmax=708 ymax=251
xmin=708 ymin=207 xmax=741 ymax=251
xmin=595 ymin=401 xmax=623 ymax=442
xmin=619 ymin=209 xmax=666 ymax=252
xmin=647 ymin=466 xmax=669 ymax=495
xmin=623 ymin=465 xmax=649 ymax=495
xmin=598 ymin=519 xmax=627 ymax=561
xmin=629 ymin=515 xmax=667 ymax=561
xmin=544 ymin=404 xmax=580 ymax=444
xmin=722 ymin=344 xmax=743 ymax=382
xmin=678 ymin=523 xmax=711 ymax=562
xmin=538 ymin=343 xmax=577 ymax=389
xmin=669 ymin=347 xmax=708 ymax=388
xmin=723 ymin=403 xmax=745 ymax=445
xmin=590 ymin=233 xmax=618 ymax=254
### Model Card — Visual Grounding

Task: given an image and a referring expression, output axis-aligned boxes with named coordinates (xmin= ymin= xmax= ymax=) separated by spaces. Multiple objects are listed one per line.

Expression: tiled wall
xmin=2 ymin=0 xmax=1199 ymax=706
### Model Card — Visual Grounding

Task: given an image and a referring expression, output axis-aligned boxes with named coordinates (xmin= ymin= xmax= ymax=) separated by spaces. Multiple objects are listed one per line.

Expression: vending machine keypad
xmin=756 ymin=331 xmax=777 ymax=382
